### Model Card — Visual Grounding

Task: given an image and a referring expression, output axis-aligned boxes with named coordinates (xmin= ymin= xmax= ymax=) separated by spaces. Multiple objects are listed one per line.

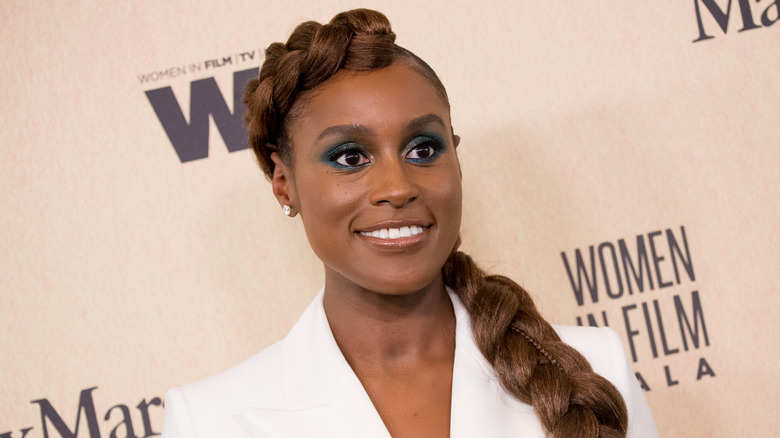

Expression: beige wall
xmin=2 ymin=1 xmax=778 ymax=436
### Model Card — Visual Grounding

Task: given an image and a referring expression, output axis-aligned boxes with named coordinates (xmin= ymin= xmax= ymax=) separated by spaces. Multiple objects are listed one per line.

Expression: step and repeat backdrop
xmin=2 ymin=1 xmax=778 ymax=437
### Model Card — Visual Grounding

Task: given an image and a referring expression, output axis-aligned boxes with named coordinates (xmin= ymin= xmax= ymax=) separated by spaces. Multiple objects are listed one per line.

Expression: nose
xmin=368 ymin=157 xmax=418 ymax=208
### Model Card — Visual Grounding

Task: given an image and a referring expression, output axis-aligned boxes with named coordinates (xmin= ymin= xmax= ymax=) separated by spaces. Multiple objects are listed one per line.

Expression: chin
xmin=358 ymin=272 xmax=444 ymax=297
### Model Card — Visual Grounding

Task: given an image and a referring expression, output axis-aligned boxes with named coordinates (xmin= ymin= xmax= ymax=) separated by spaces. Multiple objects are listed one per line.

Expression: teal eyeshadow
xmin=319 ymin=133 xmax=448 ymax=168
xmin=403 ymin=133 xmax=448 ymax=162
xmin=320 ymin=142 xmax=366 ymax=168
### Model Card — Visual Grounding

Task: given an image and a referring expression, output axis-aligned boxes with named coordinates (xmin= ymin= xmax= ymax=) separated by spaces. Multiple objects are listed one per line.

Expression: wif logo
xmin=144 ymin=67 xmax=258 ymax=162
xmin=693 ymin=0 xmax=779 ymax=42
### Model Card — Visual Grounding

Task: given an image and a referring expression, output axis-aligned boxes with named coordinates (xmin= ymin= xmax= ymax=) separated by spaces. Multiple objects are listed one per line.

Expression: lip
xmin=354 ymin=220 xmax=432 ymax=249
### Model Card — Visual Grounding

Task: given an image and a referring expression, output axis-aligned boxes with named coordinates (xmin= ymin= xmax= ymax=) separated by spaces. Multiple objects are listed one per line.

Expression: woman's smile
xmin=356 ymin=220 xmax=431 ymax=249
xmin=358 ymin=224 xmax=426 ymax=240
xmin=273 ymin=62 xmax=462 ymax=296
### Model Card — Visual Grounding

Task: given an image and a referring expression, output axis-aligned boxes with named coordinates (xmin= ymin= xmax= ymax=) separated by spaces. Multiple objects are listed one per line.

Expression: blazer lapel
xmin=236 ymin=289 xmax=390 ymax=438
xmin=448 ymin=290 xmax=544 ymax=438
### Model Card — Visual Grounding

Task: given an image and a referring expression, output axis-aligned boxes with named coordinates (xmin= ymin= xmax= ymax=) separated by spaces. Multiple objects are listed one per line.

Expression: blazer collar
xmin=236 ymin=287 xmax=542 ymax=437
xmin=281 ymin=287 xmax=345 ymax=409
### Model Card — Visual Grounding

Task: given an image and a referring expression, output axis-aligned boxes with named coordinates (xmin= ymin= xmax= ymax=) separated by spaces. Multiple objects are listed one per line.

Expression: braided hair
xmin=243 ymin=8 xmax=629 ymax=437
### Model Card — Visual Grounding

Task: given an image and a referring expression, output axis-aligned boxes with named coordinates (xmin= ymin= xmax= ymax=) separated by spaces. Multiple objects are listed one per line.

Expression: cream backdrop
xmin=2 ymin=1 xmax=778 ymax=437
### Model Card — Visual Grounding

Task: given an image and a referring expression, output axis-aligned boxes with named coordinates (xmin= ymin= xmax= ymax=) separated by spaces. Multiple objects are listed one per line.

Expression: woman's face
xmin=273 ymin=63 xmax=462 ymax=296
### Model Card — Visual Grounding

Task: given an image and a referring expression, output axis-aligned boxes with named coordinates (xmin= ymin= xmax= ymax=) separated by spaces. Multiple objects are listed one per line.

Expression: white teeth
xmin=361 ymin=225 xmax=424 ymax=239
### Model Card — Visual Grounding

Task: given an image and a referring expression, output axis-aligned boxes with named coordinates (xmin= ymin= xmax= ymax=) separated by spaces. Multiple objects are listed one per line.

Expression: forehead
xmin=289 ymin=63 xmax=451 ymax=140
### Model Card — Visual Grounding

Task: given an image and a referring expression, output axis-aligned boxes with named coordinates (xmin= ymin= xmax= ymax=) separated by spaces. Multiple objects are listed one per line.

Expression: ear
xmin=450 ymin=125 xmax=460 ymax=149
xmin=270 ymin=152 xmax=298 ymax=217
xmin=451 ymin=134 xmax=463 ymax=179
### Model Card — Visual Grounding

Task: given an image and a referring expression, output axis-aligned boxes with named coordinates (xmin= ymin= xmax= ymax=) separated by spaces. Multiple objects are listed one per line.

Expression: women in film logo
xmin=561 ymin=226 xmax=715 ymax=391
xmin=138 ymin=50 xmax=261 ymax=163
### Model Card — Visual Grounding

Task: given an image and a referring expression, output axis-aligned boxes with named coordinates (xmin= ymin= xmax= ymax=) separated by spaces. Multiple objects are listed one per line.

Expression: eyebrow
xmin=404 ymin=114 xmax=446 ymax=132
xmin=316 ymin=124 xmax=374 ymax=142
xmin=315 ymin=113 xmax=446 ymax=142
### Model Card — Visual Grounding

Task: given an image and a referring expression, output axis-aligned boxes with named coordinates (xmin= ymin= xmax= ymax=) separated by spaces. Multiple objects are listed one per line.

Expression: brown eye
xmin=407 ymin=145 xmax=435 ymax=160
xmin=335 ymin=150 xmax=369 ymax=167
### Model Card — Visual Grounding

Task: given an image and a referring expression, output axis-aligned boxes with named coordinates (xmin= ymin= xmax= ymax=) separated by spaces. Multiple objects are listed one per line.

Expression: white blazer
xmin=162 ymin=289 xmax=659 ymax=437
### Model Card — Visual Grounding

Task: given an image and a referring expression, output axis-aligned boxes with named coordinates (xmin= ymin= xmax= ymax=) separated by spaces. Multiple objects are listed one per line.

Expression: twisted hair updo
xmin=244 ymin=8 xmax=628 ymax=437
xmin=243 ymin=8 xmax=447 ymax=178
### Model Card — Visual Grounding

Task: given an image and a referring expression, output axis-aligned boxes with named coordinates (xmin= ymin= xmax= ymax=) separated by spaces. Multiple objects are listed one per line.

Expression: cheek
xmin=442 ymin=180 xmax=463 ymax=233
xmin=425 ymin=164 xmax=463 ymax=232
xmin=295 ymin=175 xmax=364 ymax=253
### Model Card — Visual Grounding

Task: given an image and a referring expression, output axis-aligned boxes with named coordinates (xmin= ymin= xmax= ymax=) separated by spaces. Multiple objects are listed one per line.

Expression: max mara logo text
xmin=1 ymin=387 xmax=163 ymax=438
xmin=693 ymin=0 xmax=779 ymax=42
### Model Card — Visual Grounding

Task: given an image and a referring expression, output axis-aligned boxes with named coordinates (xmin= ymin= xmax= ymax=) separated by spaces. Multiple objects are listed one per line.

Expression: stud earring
xmin=282 ymin=205 xmax=292 ymax=217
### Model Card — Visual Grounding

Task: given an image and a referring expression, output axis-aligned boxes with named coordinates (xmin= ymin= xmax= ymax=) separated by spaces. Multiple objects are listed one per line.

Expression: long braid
xmin=443 ymin=250 xmax=628 ymax=437
xmin=244 ymin=8 xmax=629 ymax=437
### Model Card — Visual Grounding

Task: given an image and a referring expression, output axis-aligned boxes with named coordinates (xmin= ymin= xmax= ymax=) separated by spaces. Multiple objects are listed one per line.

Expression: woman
xmin=162 ymin=9 xmax=657 ymax=438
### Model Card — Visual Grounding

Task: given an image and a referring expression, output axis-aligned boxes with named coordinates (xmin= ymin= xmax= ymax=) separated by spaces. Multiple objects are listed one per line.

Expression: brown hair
xmin=243 ymin=9 xmax=628 ymax=437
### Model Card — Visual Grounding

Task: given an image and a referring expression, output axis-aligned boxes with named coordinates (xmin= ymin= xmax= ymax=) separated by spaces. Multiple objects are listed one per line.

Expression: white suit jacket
xmin=162 ymin=289 xmax=659 ymax=437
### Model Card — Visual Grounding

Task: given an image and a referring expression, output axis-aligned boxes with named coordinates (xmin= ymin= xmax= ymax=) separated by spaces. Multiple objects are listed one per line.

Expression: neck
xmin=322 ymin=275 xmax=455 ymax=371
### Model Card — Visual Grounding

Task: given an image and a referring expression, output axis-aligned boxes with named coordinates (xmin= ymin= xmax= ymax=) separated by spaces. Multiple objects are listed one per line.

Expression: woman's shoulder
xmin=552 ymin=325 xmax=634 ymax=398
xmin=161 ymin=290 xmax=331 ymax=437
xmin=553 ymin=325 xmax=627 ymax=374
xmin=161 ymin=340 xmax=289 ymax=437
xmin=181 ymin=339 xmax=287 ymax=402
